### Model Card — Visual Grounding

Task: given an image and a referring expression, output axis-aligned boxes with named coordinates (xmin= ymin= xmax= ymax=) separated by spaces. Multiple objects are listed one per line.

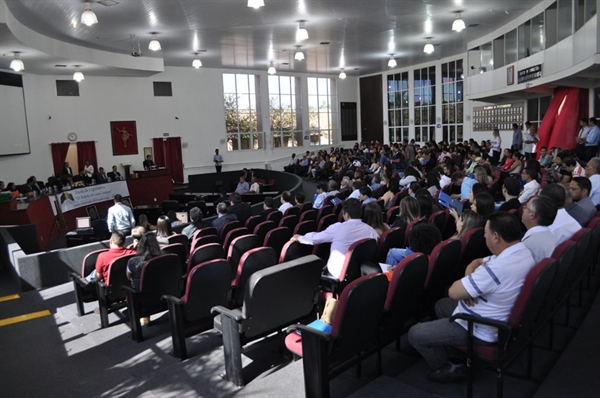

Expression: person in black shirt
xmin=498 ymin=177 xmax=522 ymax=212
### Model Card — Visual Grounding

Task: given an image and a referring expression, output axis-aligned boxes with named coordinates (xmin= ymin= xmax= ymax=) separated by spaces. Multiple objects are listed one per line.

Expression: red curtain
xmin=536 ymin=87 xmax=584 ymax=156
xmin=165 ymin=137 xmax=184 ymax=183
xmin=153 ymin=138 xmax=166 ymax=168
xmin=50 ymin=142 xmax=70 ymax=176
xmin=76 ymin=141 xmax=98 ymax=173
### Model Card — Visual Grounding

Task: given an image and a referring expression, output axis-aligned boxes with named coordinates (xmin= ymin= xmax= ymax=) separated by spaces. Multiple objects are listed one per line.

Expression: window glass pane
xmin=442 ymin=62 xmax=448 ymax=81
xmin=505 ymin=29 xmax=518 ymax=64
xmin=557 ymin=0 xmax=573 ymax=41
xmin=387 ymin=75 xmax=394 ymax=92
xmin=518 ymin=20 xmax=531 ymax=60
xmin=481 ymin=42 xmax=493 ymax=71
xmin=586 ymin=0 xmax=597 ymax=23
xmin=395 ymin=110 xmax=401 ymax=126
xmin=457 ymin=81 xmax=463 ymax=102
xmin=545 ymin=2 xmax=558 ymax=48
xmin=442 ymin=104 xmax=449 ymax=124
xmin=414 ymin=108 xmax=421 ymax=125
xmin=540 ymin=96 xmax=551 ymax=119
xmin=456 ymin=59 xmax=463 ymax=79
xmin=457 ymin=103 xmax=463 ymax=123
xmin=415 ymin=127 xmax=421 ymax=142
xmin=402 ymin=109 xmax=409 ymax=126
xmin=402 ymin=91 xmax=409 ymax=108
xmin=527 ymin=98 xmax=539 ymax=122
xmin=223 ymin=74 xmax=236 ymax=93
xmin=531 ymin=13 xmax=545 ymax=54
xmin=576 ymin=0 xmax=586 ymax=30
xmin=401 ymin=72 xmax=409 ymax=90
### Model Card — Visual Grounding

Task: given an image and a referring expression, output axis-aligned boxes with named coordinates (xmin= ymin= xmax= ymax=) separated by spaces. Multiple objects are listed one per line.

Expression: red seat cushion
xmin=285 ymin=332 xmax=303 ymax=356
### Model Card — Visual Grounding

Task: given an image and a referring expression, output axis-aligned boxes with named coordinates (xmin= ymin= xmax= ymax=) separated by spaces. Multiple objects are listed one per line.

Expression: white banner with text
xmin=49 ymin=181 xmax=130 ymax=215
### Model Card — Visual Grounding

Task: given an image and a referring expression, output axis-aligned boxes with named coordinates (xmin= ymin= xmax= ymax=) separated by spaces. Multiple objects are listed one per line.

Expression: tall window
xmin=527 ymin=96 xmax=551 ymax=125
xmin=268 ymin=75 xmax=302 ymax=148
xmin=307 ymin=77 xmax=337 ymax=146
xmin=387 ymin=72 xmax=409 ymax=143
xmin=222 ymin=73 xmax=263 ymax=151
xmin=414 ymin=66 xmax=436 ymax=143
xmin=441 ymin=60 xmax=464 ymax=143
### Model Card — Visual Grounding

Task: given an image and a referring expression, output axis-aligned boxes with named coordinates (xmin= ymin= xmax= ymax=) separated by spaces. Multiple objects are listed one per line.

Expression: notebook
xmin=75 ymin=217 xmax=93 ymax=233
xmin=438 ymin=191 xmax=463 ymax=216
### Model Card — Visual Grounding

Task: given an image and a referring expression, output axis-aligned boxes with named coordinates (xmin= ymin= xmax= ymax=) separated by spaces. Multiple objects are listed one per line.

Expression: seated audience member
xmin=130 ymin=225 xmax=146 ymax=249
xmin=400 ymin=166 xmax=419 ymax=188
xmin=585 ymin=157 xmax=600 ymax=206
xmin=446 ymin=172 xmax=464 ymax=199
xmin=461 ymin=166 xmax=488 ymax=200
xmin=363 ymin=201 xmax=389 ymax=236
xmin=358 ymin=186 xmax=376 ymax=204
xmin=294 ymin=191 xmax=306 ymax=206
xmin=278 ymin=191 xmax=294 ymax=213
xmin=260 ymin=197 xmax=278 ymax=218
xmin=340 ymin=176 xmax=351 ymax=191
xmin=167 ymin=210 xmax=180 ymax=228
xmin=212 ymin=202 xmax=237 ymax=234
xmin=519 ymin=166 xmax=541 ymax=204
xmin=96 ymin=167 xmax=109 ymax=184
xmin=227 ymin=192 xmax=252 ymax=225
xmin=566 ymin=177 xmax=598 ymax=226
xmin=538 ymin=146 xmax=553 ymax=168
xmin=563 ymin=157 xmax=586 ymax=178
xmin=156 ymin=215 xmax=174 ymax=246
xmin=291 ymin=198 xmax=379 ymax=278
xmin=408 ymin=212 xmax=536 ymax=383
xmin=381 ymin=178 xmax=400 ymax=210
xmin=234 ymin=176 xmax=249 ymax=194
xmin=416 ymin=191 xmax=434 ymax=220
xmin=284 ymin=153 xmax=297 ymax=173
xmin=425 ymin=172 xmax=441 ymax=198
xmin=126 ymin=232 xmax=162 ymax=290
xmin=540 ymin=184 xmax=580 ymax=244
xmin=392 ymin=196 xmax=421 ymax=229
xmin=450 ymin=210 xmax=484 ymax=240
xmin=471 ymin=192 xmax=495 ymax=220
xmin=385 ymin=223 xmax=442 ymax=268
xmin=348 ymin=181 xmax=363 ymax=199
xmin=85 ymin=231 xmax=135 ymax=281
xmin=327 ymin=179 xmax=340 ymax=197
xmin=107 ymin=165 xmax=122 ymax=181
xmin=182 ymin=207 xmax=208 ymax=240
xmin=498 ymin=177 xmax=522 ymax=212
xmin=213 ymin=189 xmax=230 ymax=207
xmin=313 ymin=183 xmax=328 ymax=209
xmin=521 ymin=195 xmax=558 ymax=263
xmin=5 ymin=182 xmax=19 ymax=197
xmin=245 ymin=177 xmax=260 ymax=194
xmin=137 ymin=214 xmax=156 ymax=231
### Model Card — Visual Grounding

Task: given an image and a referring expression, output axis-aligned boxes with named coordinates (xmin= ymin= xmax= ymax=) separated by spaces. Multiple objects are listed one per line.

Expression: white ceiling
xmin=0 ymin=0 xmax=545 ymax=77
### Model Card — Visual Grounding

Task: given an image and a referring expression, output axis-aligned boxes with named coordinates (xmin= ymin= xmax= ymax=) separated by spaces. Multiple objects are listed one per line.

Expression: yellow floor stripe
xmin=0 ymin=310 xmax=51 ymax=327
xmin=0 ymin=294 xmax=20 ymax=302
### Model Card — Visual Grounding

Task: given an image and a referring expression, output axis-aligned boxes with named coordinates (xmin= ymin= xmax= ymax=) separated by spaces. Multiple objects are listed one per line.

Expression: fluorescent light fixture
xmin=148 ymin=33 xmax=161 ymax=51
xmin=10 ymin=53 xmax=24 ymax=72
xmin=339 ymin=69 xmax=346 ymax=79
xmin=296 ymin=21 xmax=309 ymax=41
xmin=424 ymin=38 xmax=434 ymax=54
xmin=268 ymin=61 xmax=276 ymax=74
xmin=452 ymin=13 xmax=466 ymax=32
xmin=81 ymin=2 xmax=98 ymax=26
xmin=388 ymin=54 xmax=397 ymax=68
xmin=73 ymin=66 xmax=84 ymax=82
xmin=192 ymin=56 xmax=202 ymax=68
xmin=247 ymin=0 xmax=264 ymax=9
xmin=294 ymin=46 xmax=305 ymax=61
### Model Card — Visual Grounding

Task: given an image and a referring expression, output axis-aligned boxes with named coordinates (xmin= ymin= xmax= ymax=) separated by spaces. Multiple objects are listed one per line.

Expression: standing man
xmin=511 ymin=123 xmax=523 ymax=152
xmin=584 ymin=117 xmax=600 ymax=162
xmin=290 ymin=199 xmax=379 ymax=278
xmin=143 ymin=155 xmax=155 ymax=170
xmin=106 ymin=194 xmax=136 ymax=235
xmin=408 ymin=212 xmax=536 ymax=383
xmin=523 ymin=122 xmax=539 ymax=160
xmin=213 ymin=149 xmax=224 ymax=173
xmin=575 ymin=118 xmax=590 ymax=161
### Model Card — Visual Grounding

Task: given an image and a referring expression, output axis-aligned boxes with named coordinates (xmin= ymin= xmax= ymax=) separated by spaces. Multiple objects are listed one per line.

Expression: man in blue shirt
xmin=511 ymin=123 xmax=523 ymax=151
xmin=234 ymin=176 xmax=249 ymax=194
xmin=585 ymin=117 xmax=599 ymax=162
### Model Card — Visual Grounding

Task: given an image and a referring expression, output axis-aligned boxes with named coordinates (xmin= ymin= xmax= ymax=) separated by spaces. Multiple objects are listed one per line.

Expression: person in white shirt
xmin=83 ymin=160 xmax=94 ymax=178
xmin=521 ymin=195 xmax=558 ymax=263
xmin=408 ymin=212 xmax=536 ymax=383
xmin=278 ymin=191 xmax=294 ymax=213
xmin=312 ymin=183 xmax=327 ymax=209
xmin=576 ymin=118 xmax=590 ymax=161
xmin=213 ymin=148 xmax=224 ymax=173
xmin=106 ymin=194 xmax=136 ymax=234
xmin=244 ymin=177 xmax=260 ymax=194
xmin=291 ymin=199 xmax=379 ymax=278
xmin=523 ymin=122 xmax=539 ymax=160
xmin=490 ymin=129 xmax=502 ymax=165
xmin=519 ymin=166 xmax=540 ymax=204
xmin=540 ymin=184 xmax=581 ymax=244
xmin=538 ymin=146 xmax=554 ymax=168
xmin=585 ymin=157 xmax=600 ymax=206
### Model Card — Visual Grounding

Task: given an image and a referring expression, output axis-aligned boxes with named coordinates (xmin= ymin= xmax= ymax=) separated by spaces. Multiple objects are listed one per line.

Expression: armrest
xmin=450 ymin=313 xmax=512 ymax=331
xmin=71 ymin=273 xmax=92 ymax=288
xmin=320 ymin=274 xmax=339 ymax=284
xmin=162 ymin=294 xmax=183 ymax=306
xmin=286 ymin=324 xmax=333 ymax=342
xmin=122 ymin=285 xmax=136 ymax=294
xmin=211 ymin=305 xmax=244 ymax=321
xmin=70 ymin=271 xmax=83 ymax=280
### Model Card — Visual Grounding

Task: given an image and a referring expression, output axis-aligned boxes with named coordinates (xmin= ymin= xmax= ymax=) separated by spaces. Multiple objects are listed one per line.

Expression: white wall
xmin=0 ymin=67 xmax=358 ymax=184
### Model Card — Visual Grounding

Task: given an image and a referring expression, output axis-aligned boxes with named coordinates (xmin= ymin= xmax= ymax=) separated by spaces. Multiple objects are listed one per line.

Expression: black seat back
xmin=189 ymin=243 xmax=226 ymax=272
xmin=279 ymin=215 xmax=299 ymax=230
xmin=223 ymin=227 xmax=250 ymax=252
xmin=241 ymin=255 xmax=324 ymax=338
xmin=317 ymin=213 xmax=337 ymax=232
xmin=190 ymin=234 xmax=220 ymax=253
xmin=183 ymin=259 xmax=231 ymax=322
xmin=284 ymin=206 xmax=300 ymax=217
xmin=263 ymin=227 xmax=292 ymax=259
xmin=254 ymin=221 xmax=276 ymax=241
xmin=233 ymin=247 xmax=278 ymax=306
xmin=456 ymin=227 xmax=490 ymax=279
xmin=424 ymin=239 xmax=462 ymax=310
xmin=138 ymin=254 xmax=183 ymax=314
xmin=299 ymin=209 xmax=317 ymax=223
xmin=330 ymin=273 xmax=389 ymax=362
xmin=192 ymin=227 xmax=217 ymax=240
xmin=245 ymin=215 xmax=263 ymax=233
xmin=376 ymin=226 xmax=404 ymax=263
xmin=220 ymin=220 xmax=243 ymax=243
xmin=265 ymin=210 xmax=283 ymax=225
xmin=81 ymin=249 xmax=108 ymax=276
xmin=105 ymin=254 xmax=136 ymax=302
xmin=279 ymin=240 xmax=314 ymax=263
xmin=161 ymin=243 xmax=187 ymax=271
xmin=228 ymin=234 xmax=262 ymax=275
xmin=293 ymin=220 xmax=317 ymax=235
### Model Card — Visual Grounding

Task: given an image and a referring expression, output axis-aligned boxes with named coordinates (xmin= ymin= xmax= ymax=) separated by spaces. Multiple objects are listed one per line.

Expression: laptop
xmin=438 ymin=191 xmax=463 ymax=216
xmin=75 ymin=217 xmax=94 ymax=234
xmin=175 ymin=212 xmax=189 ymax=224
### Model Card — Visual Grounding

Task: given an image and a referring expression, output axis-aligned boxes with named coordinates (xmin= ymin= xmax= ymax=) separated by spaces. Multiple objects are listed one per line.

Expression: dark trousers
xmin=215 ymin=165 xmax=222 ymax=173
xmin=585 ymin=146 xmax=598 ymax=162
